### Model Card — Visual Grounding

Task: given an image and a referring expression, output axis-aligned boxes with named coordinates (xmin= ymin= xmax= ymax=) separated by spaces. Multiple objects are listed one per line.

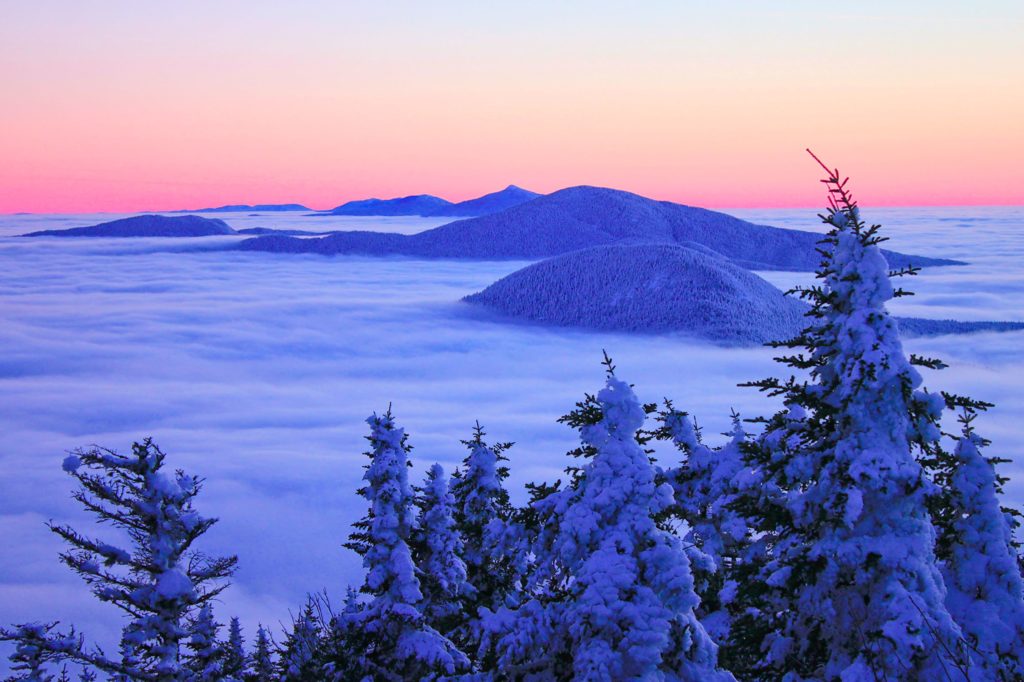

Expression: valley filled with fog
xmin=1 ymin=205 xmax=1021 ymax=654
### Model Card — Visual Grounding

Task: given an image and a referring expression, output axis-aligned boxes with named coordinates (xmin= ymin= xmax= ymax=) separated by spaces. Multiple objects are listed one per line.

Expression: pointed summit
xmin=430 ymin=185 xmax=540 ymax=217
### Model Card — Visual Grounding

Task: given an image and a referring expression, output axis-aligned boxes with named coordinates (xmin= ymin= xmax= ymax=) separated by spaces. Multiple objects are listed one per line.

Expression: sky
xmin=1 ymin=1 xmax=1022 ymax=213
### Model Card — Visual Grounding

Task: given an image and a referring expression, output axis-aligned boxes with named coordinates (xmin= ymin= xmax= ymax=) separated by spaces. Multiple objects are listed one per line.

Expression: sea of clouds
xmin=0 ymin=205 xmax=1021 ymax=664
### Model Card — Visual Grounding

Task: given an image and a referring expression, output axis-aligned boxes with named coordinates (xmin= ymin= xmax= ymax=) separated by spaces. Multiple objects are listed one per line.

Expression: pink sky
xmin=1 ymin=2 xmax=1021 ymax=213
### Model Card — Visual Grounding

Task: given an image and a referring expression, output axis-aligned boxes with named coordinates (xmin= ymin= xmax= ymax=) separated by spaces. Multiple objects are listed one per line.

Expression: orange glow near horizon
xmin=1 ymin=2 xmax=1022 ymax=213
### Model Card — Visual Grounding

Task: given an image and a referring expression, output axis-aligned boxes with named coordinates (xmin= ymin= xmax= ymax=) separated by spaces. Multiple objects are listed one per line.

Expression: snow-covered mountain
xmin=429 ymin=185 xmax=540 ymax=217
xmin=464 ymin=243 xmax=809 ymax=343
xmin=237 ymin=186 xmax=961 ymax=270
xmin=463 ymin=243 xmax=1021 ymax=343
xmin=171 ymin=204 xmax=311 ymax=213
xmin=22 ymin=214 xmax=236 ymax=238
xmin=324 ymin=194 xmax=452 ymax=216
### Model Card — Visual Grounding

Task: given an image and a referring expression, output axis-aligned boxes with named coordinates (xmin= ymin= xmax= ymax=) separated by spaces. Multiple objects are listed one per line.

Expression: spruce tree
xmin=4 ymin=623 xmax=60 ymax=682
xmin=2 ymin=439 xmax=236 ymax=680
xmin=734 ymin=153 xmax=965 ymax=679
xmin=277 ymin=600 xmax=322 ymax=681
xmin=412 ymin=463 xmax=471 ymax=635
xmin=185 ymin=604 xmax=223 ymax=681
xmin=489 ymin=367 xmax=732 ymax=679
xmin=450 ymin=423 xmax=517 ymax=616
xmin=662 ymin=408 xmax=751 ymax=644
xmin=345 ymin=411 xmax=469 ymax=680
xmin=941 ymin=412 xmax=1024 ymax=678
xmin=221 ymin=617 xmax=246 ymax=680
xmin=246 ymin=626 xmax=274 ymax=682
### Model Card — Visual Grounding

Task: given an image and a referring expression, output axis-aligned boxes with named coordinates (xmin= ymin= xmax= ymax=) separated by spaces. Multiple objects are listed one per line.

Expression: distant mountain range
xmin=325 ymin=194 xmax=453 ymax=216
xmin=171 ymin=204 xmax=311 ymax=213
xmin=237 ymin=186 xmax=961 ymax=271
xmin=320 ymin=185 xmax=540 ymax=217
xmin=21 ymin=215 xmax=333 ymax=238
xmin=464 ymin=243 xmax=1023 ymax=344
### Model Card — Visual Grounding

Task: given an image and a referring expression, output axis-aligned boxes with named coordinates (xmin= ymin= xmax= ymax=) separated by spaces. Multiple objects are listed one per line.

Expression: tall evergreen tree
xmin=488 ymin=369 xmax=732 ymax=679
xmin=1 ymin=440 xmax=236 ymax=680
xmin=412 ymin=463 xmax=471 ymax=635
xmin=345 ymin=411 xmax=469 ymax=680
xmin=734 ymin=153 xmax=965 ymax=679
xmin=221 ymin=617 xmax=246 ymax=681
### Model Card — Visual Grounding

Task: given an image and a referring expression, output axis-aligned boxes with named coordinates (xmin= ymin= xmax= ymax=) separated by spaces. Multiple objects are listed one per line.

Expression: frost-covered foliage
xmin=2 ymin=439 xmax=237 ymax=681
xmin=735 ymin=159 xmax=967 ymax=680
xmin=238 ymin=185 xmax=955 ymax=269
xmin=221 ymin=618 xmax=245 ymax=681
xmin=941 ymin=415 xmax=1024 ymax=678
xmin=247 ymin=626 xmax=275 ymax=682
xmin=345 ymin=411 xmax=469 ymax=680
xmin=277 ymin=600 xmax=322 ymax=681
xmin=487 ymin=372 xmax=732 ymax=680
xmin=662 ymin=409 xmax=752 ymax=645
xmin=185 ymin=605 xmax=222 ymax=682
xmin=451 ymin=423 xmax=517 ymax=616
xmin=3 ymin=623 xmax=61 ymax=681
xmin=412 ymin=463 xmax=471 ymax=634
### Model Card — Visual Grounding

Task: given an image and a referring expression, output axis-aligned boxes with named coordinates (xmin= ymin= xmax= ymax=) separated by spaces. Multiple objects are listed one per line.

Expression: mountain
xmin=23 ymin=215 xmax=236 ymax=238
xmin=172 ymin=204 xmax=310 ymax=213
xmin=465 ymin=244 xmax=808 ymax=343
xmin=324 ymin=194 xmax=452 ymax=216
xmin=237 ymin=186 xmax=961 ymax=271
xmin=464 ymin=244 xmax=1022 ymax=344
xmin=429 ymin=185 xmax=540 ymax=217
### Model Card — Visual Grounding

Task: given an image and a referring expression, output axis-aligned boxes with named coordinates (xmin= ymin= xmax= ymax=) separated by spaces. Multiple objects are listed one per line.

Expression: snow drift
xmin=237 ymin=186 xmax=960 ymax=271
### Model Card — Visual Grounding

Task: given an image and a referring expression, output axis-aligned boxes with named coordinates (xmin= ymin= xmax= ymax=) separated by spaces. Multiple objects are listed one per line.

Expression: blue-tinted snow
xmin=22 ymin=214 xmax=235 ymax=238
xmin=464 ymin=244 xmax=1022 ymax=343
xmin=236 ymin=187 xmax=958 ymax=270
xmin=0 ymin=206 xmax=1020 ymax=671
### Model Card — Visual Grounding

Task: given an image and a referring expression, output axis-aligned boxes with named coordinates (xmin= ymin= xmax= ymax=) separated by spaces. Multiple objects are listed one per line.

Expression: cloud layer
xmin=0 ymin=206 xmax=1021 ymax=666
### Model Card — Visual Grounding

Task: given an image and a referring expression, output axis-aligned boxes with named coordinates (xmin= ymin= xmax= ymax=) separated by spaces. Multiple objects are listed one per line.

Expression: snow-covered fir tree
xmin=734 ymin=154 xmax=966 ymax=680
xmin=940 ymin=413 xmax=1024 ymax=679
xmin=221 ymin=617 xmax=245 ymax=681
xmin=344 ymin=411 xmax=469 ymax=680
xmin=185 ymin=605 xmax=223 ymax=681
xmin=487 ymin=368 xmax=732 ymax=680
xmin=246 ymin=625 xmax=274 ymax=682
xmin=277 ymin=599 xmax=322 ymax=681
xmin=412 ymin=463 xmax=471 ymax=635
xmin=3 ymin=623 xmax=60 ymax=681
xmin=662 ymin=408 xmax=752 ymax=646
xmin=1 ymin=439 xmax=236 ymax=681
xmin=450 ymin=423 xmax=518 ymax=617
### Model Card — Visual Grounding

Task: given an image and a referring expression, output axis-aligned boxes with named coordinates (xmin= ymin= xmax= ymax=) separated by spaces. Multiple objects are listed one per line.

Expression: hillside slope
xmin=23 ymin=215 xmax=235 ymax=238
xmin=237 ymin=186 xmax=960 ymax=270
